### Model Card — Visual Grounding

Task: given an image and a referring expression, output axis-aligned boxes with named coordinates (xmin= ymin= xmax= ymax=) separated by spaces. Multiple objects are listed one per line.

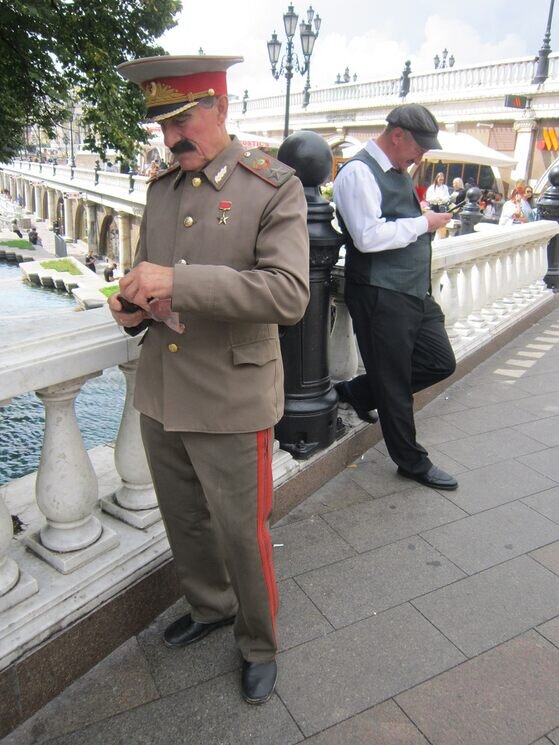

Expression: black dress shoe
xmin=163 ymin=613 xmax=235 ymax=648
xmin=397 ymin=464 xmax=458 ymax=491
xmin=334 ymin=381 xmax=378 ymax=424
xmin=241 ymin=660 xmax=278 ymax=704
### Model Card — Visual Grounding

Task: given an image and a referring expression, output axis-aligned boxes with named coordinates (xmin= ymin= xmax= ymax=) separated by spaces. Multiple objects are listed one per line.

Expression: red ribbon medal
xmin=218 ymin=201 xmax=232 ymax=224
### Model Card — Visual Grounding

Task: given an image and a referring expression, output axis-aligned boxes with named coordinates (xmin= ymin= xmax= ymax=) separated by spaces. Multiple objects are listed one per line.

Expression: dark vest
xmin=337 ymin=148 xmax=432 ymax=299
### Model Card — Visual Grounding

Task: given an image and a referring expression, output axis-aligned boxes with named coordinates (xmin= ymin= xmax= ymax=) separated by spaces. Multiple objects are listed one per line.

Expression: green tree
xmin=0 ymin=0 xmax=182 ymax=163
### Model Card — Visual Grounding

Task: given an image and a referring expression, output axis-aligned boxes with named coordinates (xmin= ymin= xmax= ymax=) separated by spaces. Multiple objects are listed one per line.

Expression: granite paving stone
xmin=536 ymin=616 xmax=559 ymax=648
xmin=341 ymin=455 xmax=420 ymax=499
xmin=515 ymin=371 xmax=559 ymax=392
xmin=276 ymin=578 xmax=334 ymax=651
xmin=295 ymin=536 xmax=465 ymax=629
xmin=421 ymin=501 xmax=559 ymax=574
xmin=411 ymin=555 xmax=559 ymax=657
xmin=513 ymin=393 xmax=559 ymax=419
xmin=523 ymin=486 xmax=559 ymax=524
xmin=271 ymin=516 xmax=355 ymax=580
xmin=275 ymin=603 xmax=465 ymax=737
xmin=445 ymin=379 xmax=532 ymax=407
xmin=436 ymin=427 xmax=545 ymax=469
xmin=416 ymin=395 xmax=468 ymax=418
xmin=2 ymin=639 xmax=160 ymax=745
xmin=396 ymin=631 xmax=559 ymax=745
xmin=518 ymin=446 xmax=559 ymax=482
xmin=514 ymin=415 xmax=559 ymax=447
xmin=443 ymin=459 xmax=556 ymax=514
xmin=136 ymin=599 xmax=240 ymax=697
xmin=440 ymin=400 xmax=538 ymax=435
xmin=46 ymin=672 xmax=303 ymax=745
xmin=406 ymin=415 xmax=469 ymax=446
xmin=530 ymin=541 xmax=559 ymax=575
xmin=372 ymin=441 xmax=470 ymax=475
xmin=274 ymin=468 xmax=373 ymax=527
xmin=301 ymin=700 xmax=429 ymax=745
xmin=321 ymin=488 xmax=467 ymax=553
xmin=550 ymin=729 xmax=559 ymax=745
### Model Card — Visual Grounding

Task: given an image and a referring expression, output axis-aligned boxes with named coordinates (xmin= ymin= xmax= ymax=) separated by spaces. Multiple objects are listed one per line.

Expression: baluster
xmin=454 ymin=263 xmax=475 ymax=336
xmin=329 ymin=295 xmax=359 ymax=382
xmin=439 ymin=267 xmax=461 ymax=342
xmin=0 ymin=494 xmax=38 ymax=612
xmin=24 ymin=376 xmax=119 ymax=574
xmin=467 ymin=260 xmax=489 ymax=329
xmin=101 ymin=361 xmax=160 ymax=529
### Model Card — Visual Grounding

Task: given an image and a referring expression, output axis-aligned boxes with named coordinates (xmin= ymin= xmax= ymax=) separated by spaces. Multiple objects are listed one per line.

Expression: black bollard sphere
xmin=459 ymin=186 xmax=483 ymax=235
xmin=278 ymin=131 xmax=332 ymax=188
xmin=537 ymin=164 xmax=559 ymax=289
xmin=275 ymin=131 xmax=343 ymax=459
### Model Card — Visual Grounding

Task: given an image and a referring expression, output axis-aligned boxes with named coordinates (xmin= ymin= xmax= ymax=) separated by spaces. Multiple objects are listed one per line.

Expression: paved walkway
xmin=3 ymin=304 xmax=559 ymax=745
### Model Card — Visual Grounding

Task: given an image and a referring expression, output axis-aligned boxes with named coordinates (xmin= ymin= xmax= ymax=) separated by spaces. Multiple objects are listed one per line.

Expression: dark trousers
xmin=140 ymin=415 xmax=278 ymax=662
xmin=345 ymin=283 xmax=456 ymax=475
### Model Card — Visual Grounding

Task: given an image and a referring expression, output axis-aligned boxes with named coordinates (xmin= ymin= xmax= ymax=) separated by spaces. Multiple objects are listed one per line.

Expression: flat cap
xmin=386 ymin=103 xmax=441 ymax=150
xmin=117 ymin=55 xmax=243 ymax=122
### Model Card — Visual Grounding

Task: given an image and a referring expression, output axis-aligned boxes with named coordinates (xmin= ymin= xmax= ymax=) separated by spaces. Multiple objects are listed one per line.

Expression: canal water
xmin=0 ymin=261 xmax=125 ymax=485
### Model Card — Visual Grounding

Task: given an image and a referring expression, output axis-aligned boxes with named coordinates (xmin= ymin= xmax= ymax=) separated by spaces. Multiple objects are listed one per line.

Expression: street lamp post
xmin=533 ymin=0 xmax=555 ymax=84
xmin=267 ymin=4 xmax=321 ymax=138
xmin=434 ymin=49 xmax=455 ymax=69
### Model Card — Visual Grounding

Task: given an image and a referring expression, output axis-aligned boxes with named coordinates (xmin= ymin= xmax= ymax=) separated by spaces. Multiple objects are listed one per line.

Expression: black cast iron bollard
xmin=535 ymin=164 xmax=559 ymax=290
xmin=459 ymin=186 xmax=483 ymax=235
xmin=275 ymin=131 xmax=343 ymax=459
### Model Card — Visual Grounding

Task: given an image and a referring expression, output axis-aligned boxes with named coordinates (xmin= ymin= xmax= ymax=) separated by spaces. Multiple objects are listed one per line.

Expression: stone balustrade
xmin=0 ymin=211 xmax=558 ymax=675
xmin=229 ymin=53 xmax=559 ymax=118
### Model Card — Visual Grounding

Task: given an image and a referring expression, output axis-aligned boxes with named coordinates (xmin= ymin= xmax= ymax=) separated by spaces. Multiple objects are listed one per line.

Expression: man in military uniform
xmin=109 ymin=55 xmax=309 ymax=704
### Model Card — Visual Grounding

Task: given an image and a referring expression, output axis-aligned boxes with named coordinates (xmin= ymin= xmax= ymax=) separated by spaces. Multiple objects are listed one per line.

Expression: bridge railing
xmin=229 ymin=53 xmax=559 ymax=118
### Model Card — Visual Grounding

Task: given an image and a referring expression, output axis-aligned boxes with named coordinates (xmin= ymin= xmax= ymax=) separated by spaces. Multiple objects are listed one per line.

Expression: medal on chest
xmin=218 ymin=200 xmax=232 ymax=224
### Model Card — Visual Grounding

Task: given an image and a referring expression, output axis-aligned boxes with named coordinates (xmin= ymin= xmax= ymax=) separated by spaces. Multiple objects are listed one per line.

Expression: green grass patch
xmin=40 ymin=259 xmax=83 ymax=275
xmin=0 ymin=239 xmax=35 ymax=249
xmin=99 ymin=284 xmax=120 ymax=298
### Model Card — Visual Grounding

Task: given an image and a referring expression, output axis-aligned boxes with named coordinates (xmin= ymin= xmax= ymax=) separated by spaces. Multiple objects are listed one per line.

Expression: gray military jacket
xmin=133 ymin=136 xmax=310 ymax=433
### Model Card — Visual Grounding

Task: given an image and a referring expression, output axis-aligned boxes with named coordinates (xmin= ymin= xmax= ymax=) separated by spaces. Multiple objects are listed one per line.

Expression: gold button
xmin=168 ymin=343 xmax=178 ymax=353
xmin=183 ymin=216 xmax=195 ymax=228
xmin=192 ymin=177 xmax=202 ymax=188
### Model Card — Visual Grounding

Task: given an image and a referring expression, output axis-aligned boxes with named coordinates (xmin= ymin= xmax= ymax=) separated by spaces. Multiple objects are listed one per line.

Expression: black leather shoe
xmin=242 ymin=660 xmax=278 ymax=704
xmin=397 ymin=464 xmax=458 ymax=491
xmin=334 ymin=381 xmax=378 ymax=424
xmin=163 ymin=613 xmax=235 ymax=648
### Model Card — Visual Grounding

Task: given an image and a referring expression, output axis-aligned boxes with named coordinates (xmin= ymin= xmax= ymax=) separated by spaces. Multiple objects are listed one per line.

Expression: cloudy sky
xmin=159 ymin=0 xmax=556 ymax=99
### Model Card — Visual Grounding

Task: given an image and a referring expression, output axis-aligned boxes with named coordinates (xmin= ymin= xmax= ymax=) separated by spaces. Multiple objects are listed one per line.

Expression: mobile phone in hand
xmin=117 ymin=295 xmax=142 ymax=313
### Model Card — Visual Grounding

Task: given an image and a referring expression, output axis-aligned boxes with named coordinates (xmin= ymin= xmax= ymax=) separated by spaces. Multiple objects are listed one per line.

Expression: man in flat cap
xmin=109 ymin=55 xmax=309 ymax=704
xmin=333 ymin=103 xmax=458 ymax=491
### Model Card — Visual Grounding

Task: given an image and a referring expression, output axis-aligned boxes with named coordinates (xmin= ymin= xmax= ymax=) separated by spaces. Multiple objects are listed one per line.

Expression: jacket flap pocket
xmin=232 ymin=338 xmax=279 ymax=366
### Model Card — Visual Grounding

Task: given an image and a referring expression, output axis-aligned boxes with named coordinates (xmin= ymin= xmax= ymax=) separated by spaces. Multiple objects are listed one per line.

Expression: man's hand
xmin=424 ymin=210 xmax=453 ymax=233
xmin=118 ymin=262 xmax=174 ymax=310
xmin=107 ymin=292 xmax=149 ymax=328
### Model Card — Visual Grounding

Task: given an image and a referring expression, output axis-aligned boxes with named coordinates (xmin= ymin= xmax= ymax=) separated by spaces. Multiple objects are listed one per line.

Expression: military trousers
xmin=140 ymin=414 xmax=278 ymax=663
xmin=344 ymin=284 xmax=456 ymax=475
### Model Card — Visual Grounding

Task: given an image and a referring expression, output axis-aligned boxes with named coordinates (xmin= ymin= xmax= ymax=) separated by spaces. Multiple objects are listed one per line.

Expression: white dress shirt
xmin=333 ymin=139 xmax=428 ymax=254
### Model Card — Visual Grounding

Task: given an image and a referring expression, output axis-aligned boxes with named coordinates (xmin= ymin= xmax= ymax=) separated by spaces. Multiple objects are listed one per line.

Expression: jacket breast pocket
xmin=231 ymin=338 xmax=280 ymax=366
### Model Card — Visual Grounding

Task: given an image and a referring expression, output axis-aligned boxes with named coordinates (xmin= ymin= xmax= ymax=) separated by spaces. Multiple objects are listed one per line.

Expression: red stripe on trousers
xmin=256 ymin=429 xmax=278 ymax=635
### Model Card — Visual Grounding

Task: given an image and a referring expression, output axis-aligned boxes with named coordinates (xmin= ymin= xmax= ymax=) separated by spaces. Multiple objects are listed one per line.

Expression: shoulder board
xmin=238 ymin=149 xmax=294 ymax=188
xmin=147 ymin=162 xmax=181 ymax=185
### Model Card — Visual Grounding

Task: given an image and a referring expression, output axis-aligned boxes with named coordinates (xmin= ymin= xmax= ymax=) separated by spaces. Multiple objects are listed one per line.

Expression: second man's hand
xmin=424 ymin=210 xmax=453 ymax=233
xmin=118 ymin=261 xmax=175 ymax=310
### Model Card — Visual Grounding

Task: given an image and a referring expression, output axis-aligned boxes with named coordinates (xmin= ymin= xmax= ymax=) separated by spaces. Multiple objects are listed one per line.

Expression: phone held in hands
xmin=117 ymin=295 xmax=142 ymax=313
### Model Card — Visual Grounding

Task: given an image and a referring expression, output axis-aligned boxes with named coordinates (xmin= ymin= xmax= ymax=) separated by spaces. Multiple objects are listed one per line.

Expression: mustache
xmin=170 ymin=139 xmax=197 ymax=155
